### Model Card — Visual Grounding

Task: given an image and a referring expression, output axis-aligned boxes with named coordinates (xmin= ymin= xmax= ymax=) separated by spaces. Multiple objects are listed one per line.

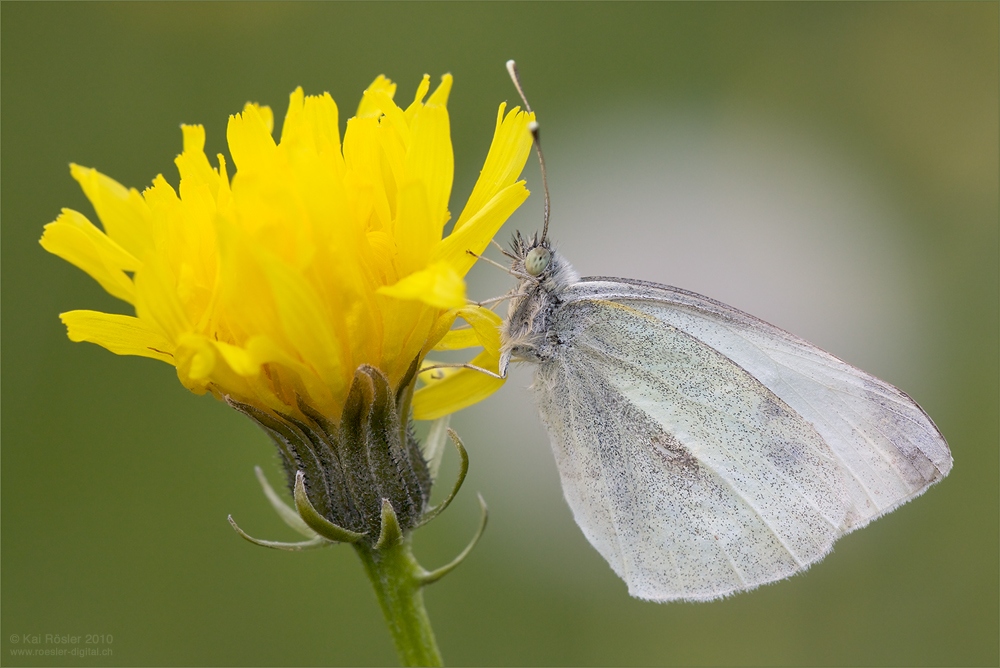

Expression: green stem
xmin=354 ymin=539 xmax=443 ymax=667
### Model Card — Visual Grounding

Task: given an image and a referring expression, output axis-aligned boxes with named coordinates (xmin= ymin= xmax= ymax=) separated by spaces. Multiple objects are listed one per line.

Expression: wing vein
xmin=577 ymin=343 xmax=812 ymax=570
xmin=583 ymin=339 xmax=842 ymax=533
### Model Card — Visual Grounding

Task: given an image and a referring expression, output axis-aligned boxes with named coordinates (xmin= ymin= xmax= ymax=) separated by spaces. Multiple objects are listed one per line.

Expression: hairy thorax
xmin=499 ymin=235 xmax=580 ymax=372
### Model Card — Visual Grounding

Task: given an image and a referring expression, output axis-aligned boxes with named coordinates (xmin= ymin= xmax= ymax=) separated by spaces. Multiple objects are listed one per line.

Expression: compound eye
xmin=524 ymin=247 xmax=551 ymax=277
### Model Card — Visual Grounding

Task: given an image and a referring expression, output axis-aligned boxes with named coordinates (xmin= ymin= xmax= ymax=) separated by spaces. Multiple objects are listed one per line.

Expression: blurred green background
xmin=2 ymin=2 xmax=997 ymax=666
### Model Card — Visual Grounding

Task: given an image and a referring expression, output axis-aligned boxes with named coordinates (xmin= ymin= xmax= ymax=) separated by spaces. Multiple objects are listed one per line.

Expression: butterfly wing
xmin=532 ymin=279 xmax=950 ymax=602
xmin=573 ymin=277 xmax=953 ymax=520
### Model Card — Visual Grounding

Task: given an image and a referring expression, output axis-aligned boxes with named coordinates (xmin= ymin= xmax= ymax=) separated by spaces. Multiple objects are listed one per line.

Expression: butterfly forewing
xmin=564 ymin=279 xmax=952 ymax=526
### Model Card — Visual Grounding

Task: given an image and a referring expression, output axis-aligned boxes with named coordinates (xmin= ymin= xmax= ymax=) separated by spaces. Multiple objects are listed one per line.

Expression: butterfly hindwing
xmin=534 ymin=297 xmax=859 ymax=601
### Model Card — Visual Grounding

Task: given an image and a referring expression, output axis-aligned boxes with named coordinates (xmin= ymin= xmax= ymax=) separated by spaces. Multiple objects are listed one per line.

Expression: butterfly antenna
xmin=507 ymin=60 xmax=550 ymax=244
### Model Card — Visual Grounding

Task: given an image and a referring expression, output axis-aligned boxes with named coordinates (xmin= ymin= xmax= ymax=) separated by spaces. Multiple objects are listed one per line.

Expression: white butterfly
xmin=493 ymin=61 xmax=952 ymax=603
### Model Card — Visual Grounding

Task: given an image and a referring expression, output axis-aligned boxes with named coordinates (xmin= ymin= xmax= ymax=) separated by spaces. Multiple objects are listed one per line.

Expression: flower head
xmin=41 ymin=74 xmax=533 ymax=423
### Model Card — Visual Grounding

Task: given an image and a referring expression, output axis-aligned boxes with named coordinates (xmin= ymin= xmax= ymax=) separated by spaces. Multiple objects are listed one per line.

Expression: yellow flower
xmin=41 ymin=74 xmax=533 ymax=423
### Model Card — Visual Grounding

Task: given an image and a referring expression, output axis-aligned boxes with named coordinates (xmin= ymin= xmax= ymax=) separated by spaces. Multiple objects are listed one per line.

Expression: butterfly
xmin=492 ymin=60 xmax=952 ymax=602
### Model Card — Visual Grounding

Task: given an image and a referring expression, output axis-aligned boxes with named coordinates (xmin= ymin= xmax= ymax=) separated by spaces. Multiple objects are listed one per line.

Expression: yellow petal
xmin=40 ymin=209 xmax=139 ymax=304
xmin=143 ymin=173 xmax=181 ymax=212
xmin=279 ymin=87 xmax=307 ymax=145
xmin=175 ymin=124 xmax=222 ymax=200
xmin=406 ymin=96 xmax=452 ymax=232
xmin=303 ymin=92 xmax=346 ymax=179
xmin=376 ymin=298 xmax=436 ymax=392
xmin=243 ymin=335 xmax=339 ymax=417
xmin=412 ymin=349 xmax=504 ymax=420
xmin=281 ymin=89 xmax=346 ymax=181
xmin=378 ymin=120 xmax=408 ymax=203
xmin=426 ymin=73 xmax=452 ymax=107
xmin=393 ymin=181 xmax=435 ymax=276
xmin=177 ymin=332 xmax=218 ymax=380
xmin=133 ymin=256 xmax=193 ymax=342
xmin=432 ymin=180 xmax=529 ymax=276
xmin=212 ymin=338 xmax=263 ymax=377
xmin=227 ymin=102 xmax=277 ymax=172
xmin=417 ymin=304 xmax=499 ymax=357
xmin=454 ymin=103 xmax=534 ymax=231
xmin=343 ymin=116 xmax=393 ymax=231
xmin=260 ymin=252 xmax=349 ymax=398
xmin=253 ymin=103 xmax=274 ymax=135
xmin=436 ymin=306 xmax=502 ymax=351
xmin=213 ymin=219 xmax=286 ymax=345
xmin=70 ymin=164 xmax=155 ymax=260
xmin=173 ymin=333 xmax=251 ymax=399
xmin=412 ymin=299 xmax=506 ymax=420
xmin=357 ymin=75 xmax=397 ymax=118
xmin=215 ymin=153 xmax=233 ymax=213
xmin=404 ymin=74 xmax=431 ymax=123
xmin=370 ymin=88 xmax=411 ymax=145
xmin=60 ymin=310 xmax=174 ymax=363
xmin=434 ymin=327 xmax=479 ymax=350
xmin=376 ymin=261 xmax=466 ymax=309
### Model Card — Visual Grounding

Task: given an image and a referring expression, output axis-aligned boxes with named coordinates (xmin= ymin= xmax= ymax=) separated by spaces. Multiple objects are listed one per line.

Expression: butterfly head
xmin=509 ymin=230 xmax=577 ymax=294
xmin=524 ymin=245 xmax=552 ymax=277
xmin=510 ymin=231 xmax=553 ymax=278
xmin=510 ymin=230 xmax=551 ymax=272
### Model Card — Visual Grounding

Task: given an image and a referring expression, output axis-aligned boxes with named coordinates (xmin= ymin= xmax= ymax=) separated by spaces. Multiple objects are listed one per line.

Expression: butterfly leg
xmin=469 ymin=288 xmax=526 ymax=309
xmin=418 ymin=362 xmax=507 ymax=381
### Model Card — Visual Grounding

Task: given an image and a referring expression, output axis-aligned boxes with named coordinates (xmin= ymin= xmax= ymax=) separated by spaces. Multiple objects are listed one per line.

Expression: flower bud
xmin=228 ymin=365 xmax=432 ymax=544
